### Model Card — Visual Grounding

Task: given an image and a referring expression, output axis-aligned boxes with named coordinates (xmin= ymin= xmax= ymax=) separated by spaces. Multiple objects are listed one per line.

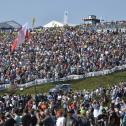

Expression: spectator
xmin=22 ymin=109 xmax=31 ymax=126
xmin=39 ymin=109 xmax=55 ymax=126
xmin=56 ymin=109 xmax=66 ymax=126
xmin=30 ymin=109 xmax=37 ymax=126
xmin=4 ymin=112 xmax=16 ymax=126
xmin=66 ymin=110 xmax=77 ymax=126
xmin=13 ymin=108 xmax=22 ymax=126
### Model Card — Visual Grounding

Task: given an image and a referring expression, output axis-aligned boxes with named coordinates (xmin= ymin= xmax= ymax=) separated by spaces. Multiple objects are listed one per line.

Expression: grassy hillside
xmin=1 ymin=71 xmax=126 ymax=95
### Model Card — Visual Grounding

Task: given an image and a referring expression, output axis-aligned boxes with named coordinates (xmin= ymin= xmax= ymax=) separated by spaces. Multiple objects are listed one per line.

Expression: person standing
xmin=56 ymin=109 xmax=66 ymax=126
xmin=22 ymin=109 xmax=31 ymax=126
xmin=66 ymin=110 xmax=77 ymax=126
xmin=4 ymin=112 xmax=16 ymax=126
xmin=39 ymin=109 xmax=55 ymax=126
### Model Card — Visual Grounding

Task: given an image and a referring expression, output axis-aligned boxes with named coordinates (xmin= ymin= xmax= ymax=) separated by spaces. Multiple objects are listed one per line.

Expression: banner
xmin=2 ymin=64 xmax=126 ymax=90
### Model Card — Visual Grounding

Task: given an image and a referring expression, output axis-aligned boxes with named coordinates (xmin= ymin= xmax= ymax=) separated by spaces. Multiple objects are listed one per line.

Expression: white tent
xmin=43 ymin=20 xmax=64 ymax=28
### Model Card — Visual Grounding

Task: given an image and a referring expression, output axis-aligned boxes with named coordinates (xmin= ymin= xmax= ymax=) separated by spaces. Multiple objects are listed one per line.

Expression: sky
xmin=0 ymin=0 xmax=126 ymax=27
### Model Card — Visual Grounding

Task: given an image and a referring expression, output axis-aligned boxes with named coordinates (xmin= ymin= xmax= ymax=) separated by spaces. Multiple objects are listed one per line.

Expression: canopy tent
xmin=0 ymin=20 xmax=22 ymax=31
xmin=43 ymin=20 xmax=64 ymax=28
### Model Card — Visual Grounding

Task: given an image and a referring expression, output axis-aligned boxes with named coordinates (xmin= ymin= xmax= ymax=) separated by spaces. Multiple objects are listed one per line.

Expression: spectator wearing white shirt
xmin=56 ymin=109 xmax=66 ymax=126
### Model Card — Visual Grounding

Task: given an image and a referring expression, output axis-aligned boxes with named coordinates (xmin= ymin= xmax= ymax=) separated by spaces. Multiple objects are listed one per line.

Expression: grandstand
xmin=0 ymin=20 xmax=21 ymax=31
xmin=0 ymin=19 xmax=126 ymax=126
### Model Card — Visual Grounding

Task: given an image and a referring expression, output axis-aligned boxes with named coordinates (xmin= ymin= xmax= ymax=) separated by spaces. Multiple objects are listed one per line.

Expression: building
xmin=82 ymin=15 xmax=100 ymax=25
xmin=0 ymin=20 xmax=22 ymax=32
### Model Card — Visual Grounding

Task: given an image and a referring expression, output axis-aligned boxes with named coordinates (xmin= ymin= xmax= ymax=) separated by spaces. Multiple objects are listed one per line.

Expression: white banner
xmin=2 ymin=64 xmax=126 ymax=90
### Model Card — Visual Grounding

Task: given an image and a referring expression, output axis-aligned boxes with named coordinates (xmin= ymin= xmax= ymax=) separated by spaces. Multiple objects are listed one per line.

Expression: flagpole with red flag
xmin=11 ymin=23 xmax=28 ymax=52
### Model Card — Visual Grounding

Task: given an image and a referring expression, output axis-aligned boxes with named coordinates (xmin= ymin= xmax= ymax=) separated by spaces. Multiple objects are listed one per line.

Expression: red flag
xmin=11 ymin=37 xmax=19 ymax=52
xmin=11 ymin=23 xmax=28 ymax=51
xmin=25 ymin=29 xmax=30 ymax=39
xmin=25 ymin=29 xmax=32 ymax=44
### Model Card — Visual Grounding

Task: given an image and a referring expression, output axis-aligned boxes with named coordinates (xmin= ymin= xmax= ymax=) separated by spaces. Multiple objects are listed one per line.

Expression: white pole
xmin=64 ymin=11 xmax=68 ymax=25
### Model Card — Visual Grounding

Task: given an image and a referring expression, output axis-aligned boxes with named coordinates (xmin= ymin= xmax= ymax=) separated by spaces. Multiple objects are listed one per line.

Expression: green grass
xmin=1 ymin=71 xmax=126 ymax=95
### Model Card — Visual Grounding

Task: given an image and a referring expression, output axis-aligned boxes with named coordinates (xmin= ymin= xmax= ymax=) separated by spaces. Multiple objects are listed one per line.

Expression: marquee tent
xmin=43 ymin=20 xmax=64 ymax=28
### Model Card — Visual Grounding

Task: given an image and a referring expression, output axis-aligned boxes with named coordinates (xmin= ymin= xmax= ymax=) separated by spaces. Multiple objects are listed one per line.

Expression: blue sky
xmin=0 ymin=0 xmax=126 ymax=27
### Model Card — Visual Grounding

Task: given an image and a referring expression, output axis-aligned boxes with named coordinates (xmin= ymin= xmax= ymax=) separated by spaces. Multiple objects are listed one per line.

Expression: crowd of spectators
xmin=0 ymin=81 xmax=126 ymax=125
xmin=0 ymin=21 xmax=126 ymax=125
xmin=0 ymin=22 xmax=126 ymax=85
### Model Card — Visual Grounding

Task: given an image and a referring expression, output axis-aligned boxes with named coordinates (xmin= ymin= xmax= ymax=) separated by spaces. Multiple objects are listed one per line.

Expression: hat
xmin=102 ymin=108 xmax=106 ymax=113
xmin=58 ymin=96 xmax=62 ymax=100
xmin=68 ymin=109 xmax=74 ymax=114
xmin=5 ymin=112 xmax=10 ymax=117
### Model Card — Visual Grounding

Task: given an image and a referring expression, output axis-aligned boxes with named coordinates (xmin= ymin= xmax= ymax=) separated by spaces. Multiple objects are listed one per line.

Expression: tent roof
xmin=0 ymin=20 xmax=22 ymax=30
xmin=43 ymin=20 xmax=64 ymax=27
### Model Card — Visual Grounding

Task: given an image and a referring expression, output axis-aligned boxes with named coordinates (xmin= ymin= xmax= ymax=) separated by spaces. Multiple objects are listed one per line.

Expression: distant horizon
xmin=0 ymin=0 xmax=126 ymax=27
xmin=1 ymin=16 xmax=126 ymax=28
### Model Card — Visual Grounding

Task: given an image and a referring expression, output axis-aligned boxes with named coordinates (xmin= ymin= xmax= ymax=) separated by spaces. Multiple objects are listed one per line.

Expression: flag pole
xmin=32 ymin=17 xmax=37 ymax=95
xmin=32 ymin=17 xmax=36 ymax=30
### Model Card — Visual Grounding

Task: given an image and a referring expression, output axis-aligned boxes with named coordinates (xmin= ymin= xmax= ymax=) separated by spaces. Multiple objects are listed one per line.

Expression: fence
xmin=1 ymin=64 xmax=126 ymax=90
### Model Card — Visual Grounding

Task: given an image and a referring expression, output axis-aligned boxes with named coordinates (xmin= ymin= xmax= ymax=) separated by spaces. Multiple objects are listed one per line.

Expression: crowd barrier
xmin=1 ymin=64 xmax=126 ymax=90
